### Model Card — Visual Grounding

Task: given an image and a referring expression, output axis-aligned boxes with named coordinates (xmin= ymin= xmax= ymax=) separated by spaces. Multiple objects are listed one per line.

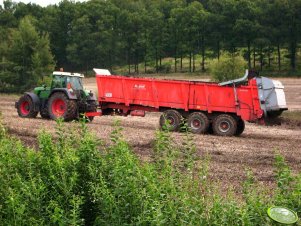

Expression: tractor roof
xmin=53 ymin=71 xmax=84 ymax=78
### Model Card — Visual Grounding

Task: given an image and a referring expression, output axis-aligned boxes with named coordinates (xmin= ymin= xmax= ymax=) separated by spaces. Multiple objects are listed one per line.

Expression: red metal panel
xmin=124 ymin=79 xmax=153 ymax=105
xmin=85 ymin=112 xmax=102 ymax=117
xmin=151 ymin=81 xmax=159 ymax=108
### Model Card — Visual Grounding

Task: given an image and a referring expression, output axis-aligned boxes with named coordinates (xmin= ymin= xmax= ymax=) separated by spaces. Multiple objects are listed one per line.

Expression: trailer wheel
xmin=159 ymin=110 xmax=182 ymax=131
xmin=48 ymin=92 xmax=77 ymax=121
xmin=17 ymin=95 xmax=38 ymax=118
xmin=235 ymin=119 xmax=245 ymax=136
xmin=213 ymin=114 xmax=237 ymax=136
xmin=187 ymin=112 xmax=209 ymax=134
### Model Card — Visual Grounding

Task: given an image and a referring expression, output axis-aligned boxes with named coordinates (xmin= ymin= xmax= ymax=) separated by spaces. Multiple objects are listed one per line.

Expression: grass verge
xmin=282 ymin=111 xmax=301 ymax=122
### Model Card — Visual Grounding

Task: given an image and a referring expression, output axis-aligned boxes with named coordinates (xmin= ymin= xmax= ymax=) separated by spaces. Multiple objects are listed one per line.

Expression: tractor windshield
xmin=67 ymin=76 xmax=83 ymax=90
xmin=51 ymin=75 xmax=84 ymax=90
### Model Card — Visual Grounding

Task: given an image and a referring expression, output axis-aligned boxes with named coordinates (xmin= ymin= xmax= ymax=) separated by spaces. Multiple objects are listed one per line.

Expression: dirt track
xmin=1 ymin=77 xmax=301 ymax=193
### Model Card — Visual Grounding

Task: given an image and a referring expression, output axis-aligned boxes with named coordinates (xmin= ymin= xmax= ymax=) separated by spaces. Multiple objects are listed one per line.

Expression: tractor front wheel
xmin=85 ymin=100 xmax=97 ymax=122
xmin=17 ymin=95 xmax=38 ymax=118
xmin=48 ymin=92 xmax=77 ymax=121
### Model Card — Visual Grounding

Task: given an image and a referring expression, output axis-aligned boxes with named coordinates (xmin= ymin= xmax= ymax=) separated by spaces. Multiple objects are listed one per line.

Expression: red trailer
xmin=93 ymin=69 xmax=287 ymax=136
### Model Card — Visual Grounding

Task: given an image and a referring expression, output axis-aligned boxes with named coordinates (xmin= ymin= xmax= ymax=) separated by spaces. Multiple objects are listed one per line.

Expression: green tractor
xmin=15 ymin=71 xmax=97 ymax=121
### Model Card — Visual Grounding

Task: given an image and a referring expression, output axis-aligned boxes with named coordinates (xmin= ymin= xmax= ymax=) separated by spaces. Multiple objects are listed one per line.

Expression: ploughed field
xmin=1 ymin=77 xmax=301 ymax=193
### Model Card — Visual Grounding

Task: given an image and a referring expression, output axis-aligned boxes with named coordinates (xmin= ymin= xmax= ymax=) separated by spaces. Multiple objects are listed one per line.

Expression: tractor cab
xmin=51 ymin=71 xmax=84 ymax=90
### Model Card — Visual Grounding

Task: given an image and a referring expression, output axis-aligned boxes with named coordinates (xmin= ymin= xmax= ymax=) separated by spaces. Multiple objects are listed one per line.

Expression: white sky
xmin=0 ymin=0 xmax=87 ymax=7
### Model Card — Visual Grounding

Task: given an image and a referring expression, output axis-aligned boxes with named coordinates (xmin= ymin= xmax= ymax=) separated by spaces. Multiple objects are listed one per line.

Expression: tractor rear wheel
xmin=187 ymin=112 xmax=209 ymax=134
xmin=212 ymin=114 xmax=237 ymax=136
xmin=159 ymin=109 xmax=182 ymax=132
xmin=48 ymin=92 xmax=77 ymax=121
xmin=235 ymin=118 xmax=245 ymax=136
xmin=17 ymin=95 xmax=38 ymax=118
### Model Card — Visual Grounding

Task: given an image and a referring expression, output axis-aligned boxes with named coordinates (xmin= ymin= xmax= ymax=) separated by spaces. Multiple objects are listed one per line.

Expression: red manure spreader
xmin=16 ymin=69 xmax=287 ymax=136
xmin=93 ymin=69 xmax=287 ymax=136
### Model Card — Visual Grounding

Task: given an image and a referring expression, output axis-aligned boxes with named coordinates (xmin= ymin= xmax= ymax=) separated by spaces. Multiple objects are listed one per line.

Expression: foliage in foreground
xmin=210 ymin=52 xmax=248 ymax=82
xmin=0 ymin=119 xmax=300 ymax=225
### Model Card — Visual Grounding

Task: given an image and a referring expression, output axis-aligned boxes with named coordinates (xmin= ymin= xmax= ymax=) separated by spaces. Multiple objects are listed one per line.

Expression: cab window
xmin=67 ymin=77 xmax=83 ymax=90
xmin=51 ymin=75 xmax=66 ymax=88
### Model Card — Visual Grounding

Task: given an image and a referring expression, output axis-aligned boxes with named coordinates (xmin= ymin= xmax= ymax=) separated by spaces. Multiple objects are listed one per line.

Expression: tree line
xmin=1 ymin=0 xmax=301 ymax=83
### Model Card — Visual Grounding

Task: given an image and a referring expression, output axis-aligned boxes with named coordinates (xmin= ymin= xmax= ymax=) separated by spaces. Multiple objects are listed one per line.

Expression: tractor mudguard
xmin=50 ymin=88 xmax=78 ymax=100
xmin=24 ymin=92 xmax=40 ymax=112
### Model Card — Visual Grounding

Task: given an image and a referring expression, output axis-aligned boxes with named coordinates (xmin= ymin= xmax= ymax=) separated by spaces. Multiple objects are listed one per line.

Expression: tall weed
xmin=0 ymin=118 xmax=300 ymax=225
xmin=274 ymin=154 xmax=301 ymax=215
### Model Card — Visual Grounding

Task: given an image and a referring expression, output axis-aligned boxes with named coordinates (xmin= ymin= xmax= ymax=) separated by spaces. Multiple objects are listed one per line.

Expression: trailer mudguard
xmin=24 ymin=92 xmax=40 ymax=112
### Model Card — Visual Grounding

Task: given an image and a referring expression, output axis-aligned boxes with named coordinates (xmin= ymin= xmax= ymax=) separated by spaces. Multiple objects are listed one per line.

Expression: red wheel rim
xmin=219 ymin=121 xmax=230 ymax=132
xmin=51 ymin=98 xmax=66 ymax=117
xmin=167 ymin=116 xmax=175 ymax=125
xmin=20 ymin=101 xmax=30 ymax=115
xmin=192 ymin=119 xmax=201 ymax=129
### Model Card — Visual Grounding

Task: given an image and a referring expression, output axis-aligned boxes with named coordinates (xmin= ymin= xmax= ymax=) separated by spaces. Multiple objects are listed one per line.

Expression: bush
xmin=0 ymin=119 xmax=300 ymax=225
xmin=210 ymin=52 xmax=247 ymax=82
xmin=157 ymin=63 xmax=172 ymax=73
xmin=37 ymin=75 xmax=52 ymax=87
xmin=145 ymin=68 xmax=156 ymax=74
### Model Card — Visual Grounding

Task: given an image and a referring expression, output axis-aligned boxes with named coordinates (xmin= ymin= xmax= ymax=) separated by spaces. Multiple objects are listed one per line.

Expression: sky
xmin=0 ymin=0 xmax=87 ymax=8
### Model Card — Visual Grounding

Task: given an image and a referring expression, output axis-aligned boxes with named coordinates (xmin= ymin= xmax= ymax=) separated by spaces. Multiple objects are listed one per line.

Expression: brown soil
xmin=1 ymin=77 xmax=301 ymax=194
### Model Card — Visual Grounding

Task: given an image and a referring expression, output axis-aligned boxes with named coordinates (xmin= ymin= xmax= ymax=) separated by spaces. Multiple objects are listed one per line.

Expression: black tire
xmin=212 ymin=114 xmax=237 ymax=136
xmin=17 ymin=95 xmax=38 ymax=118
xmin=235 ymin=118 xmax=245 ymax=136
xmin=187 ymin=112 xmax=209 ymax=134
xmin=87 ymin=100 xmax=97 ymax=122
xmin=159 ymin=109 xmax=182 ymax=132
xmin=79 ymin=100 xmax=97 ymax=122
xmin=207 ymin=123 xmax=214 ymax=134
xmin=40 ymin=107 xmax=50 ymax=119
xmin=267 ymin=110 xmax=283 ymax=118
xmin=48 ymin=92 xmax=77 ymax=121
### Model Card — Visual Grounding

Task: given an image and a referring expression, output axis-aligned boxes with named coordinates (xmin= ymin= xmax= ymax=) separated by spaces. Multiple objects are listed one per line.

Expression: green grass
xmin=282 ymin=111 xmax=301 ymax=122
xmin=0 ymin=118 xmax=300 ymax=225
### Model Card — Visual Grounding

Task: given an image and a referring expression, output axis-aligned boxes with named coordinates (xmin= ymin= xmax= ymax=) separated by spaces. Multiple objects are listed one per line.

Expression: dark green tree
xmin=0 ymin=17 xmax=54 ymax=92
xmin=233 ymin=0 xmax=261 ymax=69
xmin=1 ymin=0 xmax=301 ymax=76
